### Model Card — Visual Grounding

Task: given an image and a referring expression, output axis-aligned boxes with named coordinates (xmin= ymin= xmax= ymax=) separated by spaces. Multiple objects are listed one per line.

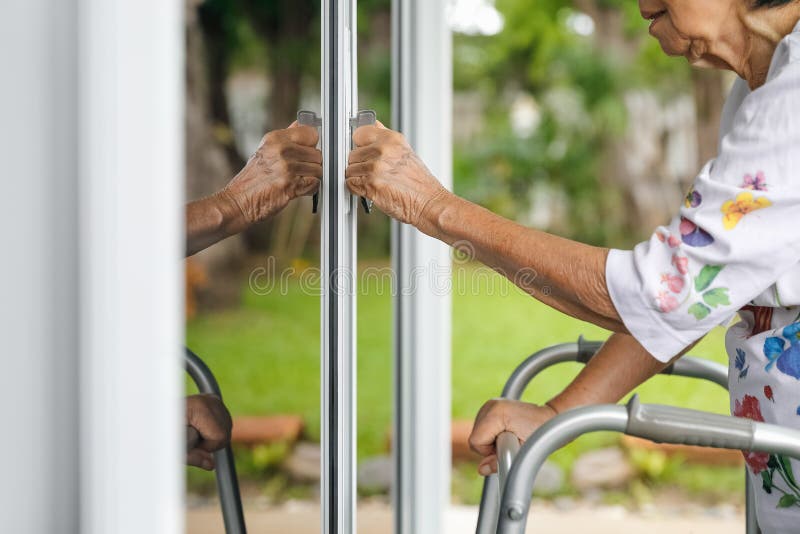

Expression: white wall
xmin=0 ymin=2 xmax=184 ymax=532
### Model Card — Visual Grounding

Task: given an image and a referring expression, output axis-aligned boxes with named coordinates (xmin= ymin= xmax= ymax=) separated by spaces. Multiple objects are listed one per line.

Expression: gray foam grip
xmin=625 ymin=395 xmax=755 ymax=450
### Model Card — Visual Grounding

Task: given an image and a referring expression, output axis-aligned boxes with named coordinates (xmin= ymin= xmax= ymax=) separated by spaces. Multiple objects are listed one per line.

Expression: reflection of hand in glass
xmin=186 ymin=124 xmax=322 ymax=256
xmin=185 ymin=393 xmax=232 ymax=471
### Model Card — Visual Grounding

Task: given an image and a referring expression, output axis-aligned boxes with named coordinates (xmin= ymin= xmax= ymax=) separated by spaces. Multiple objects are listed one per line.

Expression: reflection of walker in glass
xmin=184 ymin=121 xmax=323 ymax=468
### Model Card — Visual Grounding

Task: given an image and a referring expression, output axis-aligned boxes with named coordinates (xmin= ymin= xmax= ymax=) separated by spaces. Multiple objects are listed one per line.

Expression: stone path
xmin=186 ymin=501 xmax=745 ymax=533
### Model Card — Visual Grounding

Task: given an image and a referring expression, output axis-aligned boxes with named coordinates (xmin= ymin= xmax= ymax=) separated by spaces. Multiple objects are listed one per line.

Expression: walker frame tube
xmin=496 ymin=399 xmax=800 ymax=534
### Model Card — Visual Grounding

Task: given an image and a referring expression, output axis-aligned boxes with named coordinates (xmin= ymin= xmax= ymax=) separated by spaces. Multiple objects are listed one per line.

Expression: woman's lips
xmin=644 ymin=10 xmax=667 ymax=31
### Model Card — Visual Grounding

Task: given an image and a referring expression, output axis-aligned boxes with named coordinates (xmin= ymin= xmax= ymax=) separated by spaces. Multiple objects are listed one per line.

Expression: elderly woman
xmin=345 ymin=0 xmax=800 ymax=530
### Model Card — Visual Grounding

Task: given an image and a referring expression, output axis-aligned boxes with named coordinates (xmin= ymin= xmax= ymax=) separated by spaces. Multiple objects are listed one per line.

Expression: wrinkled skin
xmin=186 ymin=394 xmax=233 ymax=471
xmin=222 ymin=125 xmax=322 ymax=226
xmin=468 ymin=333 xmax=690 ymax=475
xmin=639 ymin=0 xmax=733 ymax=67
xmin=469 ymin=400 xmax=558 ymax=475
xmin=346 ymin=123 xmax=449 ymax=230
xmin=186 ymin=124 xmax=322 ymax=256
xmin=640 ymin=0 xmax=800 ymax=87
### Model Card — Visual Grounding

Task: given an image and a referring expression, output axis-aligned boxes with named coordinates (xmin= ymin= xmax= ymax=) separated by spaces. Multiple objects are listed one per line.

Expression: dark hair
xmin=754 ymin=0 xmax=794 ymax=6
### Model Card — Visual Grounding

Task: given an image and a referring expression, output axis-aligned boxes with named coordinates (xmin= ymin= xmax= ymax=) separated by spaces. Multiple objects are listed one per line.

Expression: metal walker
xmin=476 ymin=337 xmax=800 ymax=534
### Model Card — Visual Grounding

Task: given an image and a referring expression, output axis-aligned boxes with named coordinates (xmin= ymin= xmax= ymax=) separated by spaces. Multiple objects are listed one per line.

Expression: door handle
xmin=297 ymin=109 xmax=377 ymax=214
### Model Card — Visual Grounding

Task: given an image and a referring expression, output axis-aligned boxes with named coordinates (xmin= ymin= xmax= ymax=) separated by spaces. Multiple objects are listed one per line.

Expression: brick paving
xmin=186 ymin=501 xmax=745 ymax=533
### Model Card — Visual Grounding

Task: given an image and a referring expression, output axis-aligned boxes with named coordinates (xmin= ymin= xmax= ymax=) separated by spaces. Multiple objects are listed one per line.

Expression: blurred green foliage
xmin=452 ymin=0 xmax=690 ymax=245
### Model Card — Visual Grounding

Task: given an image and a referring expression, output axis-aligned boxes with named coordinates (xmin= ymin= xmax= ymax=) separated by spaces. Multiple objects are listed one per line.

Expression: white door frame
xmin=79 ymin=1 xmax=185 ymax=532
xmin=392 ymin=2 xmax=454 ymax=533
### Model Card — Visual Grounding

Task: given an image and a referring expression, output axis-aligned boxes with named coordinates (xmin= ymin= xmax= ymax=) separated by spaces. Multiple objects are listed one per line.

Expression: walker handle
xmin=497 ymin=431 xmax=520 ymax=496
xmin=625 ymin=395 xmax=755 ymax=450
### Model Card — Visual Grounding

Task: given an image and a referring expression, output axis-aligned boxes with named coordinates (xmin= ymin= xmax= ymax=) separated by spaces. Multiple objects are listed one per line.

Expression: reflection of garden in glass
xmin=187 ymin=263 xmax=740 ymax=503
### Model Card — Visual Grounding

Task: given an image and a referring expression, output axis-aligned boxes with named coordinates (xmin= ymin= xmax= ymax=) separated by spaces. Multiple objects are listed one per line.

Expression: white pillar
xmin=78 ymin=1 xmax=184 ymax=532
xmin=392 ymin=1 xmax=453 ymax=533
xmin=0 ymin=1 xmax=184 ymax=533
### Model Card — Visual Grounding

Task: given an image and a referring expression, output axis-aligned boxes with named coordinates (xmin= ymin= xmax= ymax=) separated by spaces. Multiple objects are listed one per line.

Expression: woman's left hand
xmin=469 ymin=399 xmax=558 ymax=476
xmin=345 ymin=123 xmax=450 ymax=232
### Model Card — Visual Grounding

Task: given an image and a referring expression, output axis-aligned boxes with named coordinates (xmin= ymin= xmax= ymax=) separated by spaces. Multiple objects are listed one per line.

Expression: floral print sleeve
xmin=606 ymin=58 xmax=800 ymax=362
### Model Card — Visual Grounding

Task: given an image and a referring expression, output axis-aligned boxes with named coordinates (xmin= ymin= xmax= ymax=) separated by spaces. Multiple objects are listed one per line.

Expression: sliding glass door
xmin=320 ymin=1 xmax=451 ymax=533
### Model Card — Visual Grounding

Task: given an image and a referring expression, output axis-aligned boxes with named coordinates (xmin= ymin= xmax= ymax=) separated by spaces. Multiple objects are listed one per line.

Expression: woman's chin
xmin=655 ymin=36 xmax=690 ymax=58
xmin=687 ymin=54 xmax=732 ymax=72
xmin=687 ymin=56 xmax=716 ymax=69
xmin=659 ymin=43 xmax=686 ymax=58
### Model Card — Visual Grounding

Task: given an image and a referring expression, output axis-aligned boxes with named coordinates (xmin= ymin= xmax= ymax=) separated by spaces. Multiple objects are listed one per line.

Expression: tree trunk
xmin=242 ymin=0 xmax=318 ymax=261
xmin=185 ymin=0 xmax=246 ymax=308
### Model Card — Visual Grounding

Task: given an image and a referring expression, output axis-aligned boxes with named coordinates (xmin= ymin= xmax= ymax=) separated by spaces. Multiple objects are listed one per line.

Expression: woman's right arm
xmin=468 ymin=332 xmax=696 ymax=475
xmin=346 ymin=125 xmax=624 ymax=332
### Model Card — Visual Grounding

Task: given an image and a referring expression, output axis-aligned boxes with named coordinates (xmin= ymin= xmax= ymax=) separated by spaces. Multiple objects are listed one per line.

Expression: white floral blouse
xmin=606 ymin=21 xmax=800 ymax=534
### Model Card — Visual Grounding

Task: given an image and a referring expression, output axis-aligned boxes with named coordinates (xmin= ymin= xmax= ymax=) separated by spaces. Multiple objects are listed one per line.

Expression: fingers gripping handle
xmin=297 ymin=109 xmax=377 ymax=214
xmin=297 ymin=111 xmax=323 ymax=213
xmin=186 ymin=426 xmax=201 ymax=453
xmin=625 ymin=395 xmax=756 ymax=450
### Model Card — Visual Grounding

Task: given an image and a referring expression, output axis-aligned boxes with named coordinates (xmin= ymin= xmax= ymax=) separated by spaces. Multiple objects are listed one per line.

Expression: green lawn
xmin=187 ymin=261 xmax=739 ymax=501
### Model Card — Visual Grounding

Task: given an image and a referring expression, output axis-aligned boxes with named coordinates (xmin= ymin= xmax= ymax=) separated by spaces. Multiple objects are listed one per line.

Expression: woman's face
xmin=638 ymin=0 xmax=739 ymax=66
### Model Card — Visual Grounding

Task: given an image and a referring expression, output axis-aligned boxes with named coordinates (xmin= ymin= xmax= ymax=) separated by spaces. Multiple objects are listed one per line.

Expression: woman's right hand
xmin=345 ymin=123 xmax=451 ymax=232
xmin=469 ymin=399 xmax=558 ymax=476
